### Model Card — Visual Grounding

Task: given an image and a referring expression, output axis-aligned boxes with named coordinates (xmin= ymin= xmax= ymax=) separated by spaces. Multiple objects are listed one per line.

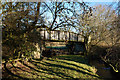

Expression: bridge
xmin=38 ymin=29 xmax=84 ymax=42
xmin=32 ymin=28 xmax=86 ymax=58
xmin=38 ymin=29 xmax=85 ymax=52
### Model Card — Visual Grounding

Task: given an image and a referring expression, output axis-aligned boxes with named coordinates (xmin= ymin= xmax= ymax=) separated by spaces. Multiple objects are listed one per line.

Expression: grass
xmin=2 ymin=55 xmax=103 ymax=80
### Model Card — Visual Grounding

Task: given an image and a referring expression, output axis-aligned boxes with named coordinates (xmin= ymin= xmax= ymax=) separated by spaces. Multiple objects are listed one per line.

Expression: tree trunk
xmin=32 ymin=41 xmax=45 ymax=59
xmin=84 ymin=35 xmax=91 ymax=56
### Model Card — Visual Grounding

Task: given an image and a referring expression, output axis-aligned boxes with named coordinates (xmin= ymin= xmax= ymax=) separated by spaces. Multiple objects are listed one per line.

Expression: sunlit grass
xmin=3 ymin=55 xmax=103 ymax=80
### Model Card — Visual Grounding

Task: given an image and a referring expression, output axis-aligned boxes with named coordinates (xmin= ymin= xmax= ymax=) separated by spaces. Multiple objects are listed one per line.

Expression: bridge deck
xmin=43 ymin=39 xmax=84 ymax=42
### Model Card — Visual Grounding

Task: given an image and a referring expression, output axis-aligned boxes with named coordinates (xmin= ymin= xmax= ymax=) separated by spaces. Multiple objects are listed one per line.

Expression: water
xmin=90 ymin=60 xmax=113 ymax=79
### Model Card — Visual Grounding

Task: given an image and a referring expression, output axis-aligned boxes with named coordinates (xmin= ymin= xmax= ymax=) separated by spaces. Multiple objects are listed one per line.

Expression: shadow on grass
xmin=3 ymin=61 xmax=29 ymax=80
xmin=11 ymin=61 xmax=42 ymax=78
xmin=42 ymin=61 xmax=100 ymax=78
xmin=30 ymin=60 xmax=74 ymax=79
xmin=20 ymin=60 xmax=74 ymax=79
xmin=31 ymin=59 xmax=101 ymax=79
xmin=55 ymin=55 xmax=89 ymax=65
xmin=2 ymin=55 xmax=102 ymax=79
xmin=47 ymin=59 xmax=93 ymax=73
xmin=19 ymin=60 xmax=57 ymax=79
xmin=3 ymin=60 xmax=58 ymax=79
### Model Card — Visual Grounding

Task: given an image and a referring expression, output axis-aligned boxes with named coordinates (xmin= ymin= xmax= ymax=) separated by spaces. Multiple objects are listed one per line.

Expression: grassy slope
xmin=2 ymin=55 xmax=102 ymax=80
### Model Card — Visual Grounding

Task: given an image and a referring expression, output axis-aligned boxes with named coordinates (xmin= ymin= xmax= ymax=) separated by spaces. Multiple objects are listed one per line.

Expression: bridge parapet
xmin=39 ymin=30 xmax=84 ymax=42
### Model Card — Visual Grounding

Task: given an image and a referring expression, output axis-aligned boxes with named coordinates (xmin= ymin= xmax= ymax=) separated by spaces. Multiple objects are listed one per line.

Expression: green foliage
xmin=2 ymin=27 xmax=37 ymax=59
xmin=2 ymin=2 xmax=41 ymax=60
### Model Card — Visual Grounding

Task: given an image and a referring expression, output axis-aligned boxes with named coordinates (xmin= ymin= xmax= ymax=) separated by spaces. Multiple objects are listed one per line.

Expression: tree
xmin=69 ymin=2 xmax=93 ymax=55
xmin=100 ymin=3 xmax=120 ymax=73
xmin=74 ymin=4 xmax=117 ymax=56
xmin=2 ymin=2 xmax=88 ymax=60
xmin=75 ymin=4 xmax=120 ymax=73
xmin=2 ymin=2 xmax=43 ymax=60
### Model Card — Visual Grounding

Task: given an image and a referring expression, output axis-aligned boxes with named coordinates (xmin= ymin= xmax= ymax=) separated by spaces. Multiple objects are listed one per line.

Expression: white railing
xmin=39 ymin=30 xmax=84 ymax=42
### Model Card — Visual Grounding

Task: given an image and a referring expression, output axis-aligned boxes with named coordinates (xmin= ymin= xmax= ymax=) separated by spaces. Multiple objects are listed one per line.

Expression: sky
xmin=1 ymin=0 xmax=120 ymax=2
xmin=89 ymin=2 xmax=118 ymax=9
xmin=80 ymin=0 xmax=119 ymax=2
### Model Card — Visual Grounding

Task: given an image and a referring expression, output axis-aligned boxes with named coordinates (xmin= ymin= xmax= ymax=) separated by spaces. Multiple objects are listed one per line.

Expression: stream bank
xmin=90 ymin=60 xmax=114 ymax=80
